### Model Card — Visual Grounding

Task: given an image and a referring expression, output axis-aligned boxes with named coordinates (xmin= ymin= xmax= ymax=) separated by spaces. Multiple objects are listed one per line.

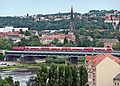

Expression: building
xmin=0 ymin=26 xmax=28 ymax=32
xmin=67 ymin=6 xmax=76 ymax=42
xmin=98 ymin=39 xmax=119 ymax=47
xmin=40 ymin=34 xmax=65 ymax=44
xmin=0 ymin=31 xmax=25 ymax=43
xmin=86 ymin=54 xmax=120 ymax=86
xmin=113 ymin=74 xmax=120 ymax=86
xmin=104 ymin=15 xmax=119 ymax=29
xmin=31 ymin=30 xmax=39 ymax=36
xmin=69 ymin=6 xmax=75 ymax=32
xmin=40 ymin=6 xmax=76 ymax=44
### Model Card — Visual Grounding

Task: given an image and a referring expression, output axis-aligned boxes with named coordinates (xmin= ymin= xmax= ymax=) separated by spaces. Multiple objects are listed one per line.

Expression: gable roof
xmin=98 ymin=39 xmax=119 ymax=43
xmin=40 ymin=34 xmax=65 ymax=40
xmin=86 ymin=54 xmax=120 ymax=66
xmin=113 ymin=73 xmax=120 ymax=80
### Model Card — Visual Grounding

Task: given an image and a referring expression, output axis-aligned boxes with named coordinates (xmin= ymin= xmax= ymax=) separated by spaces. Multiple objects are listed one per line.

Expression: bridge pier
xmin=69 ymin=57 xmax=78 ymax=65
xmin=19 ymin=56 xmax=36 ymax=64
xmin=4 ymin=55 xmax=17 ymax=61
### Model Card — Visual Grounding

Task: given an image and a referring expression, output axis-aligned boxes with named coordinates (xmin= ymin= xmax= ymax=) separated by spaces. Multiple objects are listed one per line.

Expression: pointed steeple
xmin=71 ymin=6 xmax=74 ymax=21
xmin=69 ymin=6 xmax=75 ymax=32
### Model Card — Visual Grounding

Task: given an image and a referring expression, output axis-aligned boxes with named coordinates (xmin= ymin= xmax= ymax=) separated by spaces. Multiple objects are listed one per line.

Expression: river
xmin=0 ymin=69 xmax=36 ymax=86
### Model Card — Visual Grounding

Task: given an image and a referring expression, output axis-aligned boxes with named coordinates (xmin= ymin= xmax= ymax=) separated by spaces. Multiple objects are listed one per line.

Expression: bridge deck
xmin=5 ymin=50 xmax=120 ymax=57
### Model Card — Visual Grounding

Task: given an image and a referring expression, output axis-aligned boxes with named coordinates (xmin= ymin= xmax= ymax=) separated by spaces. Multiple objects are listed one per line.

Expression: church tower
xmin=69 ymin=6 xmax=75 ymax=32
xmin=65 ymin=6 xmax=76 ymax=42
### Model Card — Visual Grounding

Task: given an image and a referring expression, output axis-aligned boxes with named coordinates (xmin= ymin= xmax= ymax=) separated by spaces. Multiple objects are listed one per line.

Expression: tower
xmin=65 ymin=6 xmax=76 ymax=42
xmin=69 ymin=6 xmax=75 ymax=32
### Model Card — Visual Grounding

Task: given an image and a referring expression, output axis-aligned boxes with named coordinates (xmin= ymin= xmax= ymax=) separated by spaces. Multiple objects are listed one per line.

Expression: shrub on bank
xmin=46 ymin=58 xmax=65 ymax=64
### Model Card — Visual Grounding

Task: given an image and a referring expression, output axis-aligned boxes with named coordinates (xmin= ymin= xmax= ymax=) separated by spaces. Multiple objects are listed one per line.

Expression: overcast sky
xmin=0 ymin=0 xmax=120 ymax=16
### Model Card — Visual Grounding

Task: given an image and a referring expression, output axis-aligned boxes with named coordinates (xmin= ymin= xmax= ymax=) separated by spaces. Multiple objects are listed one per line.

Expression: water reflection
xmin=0 ymin=69 xmax=36 ymax=86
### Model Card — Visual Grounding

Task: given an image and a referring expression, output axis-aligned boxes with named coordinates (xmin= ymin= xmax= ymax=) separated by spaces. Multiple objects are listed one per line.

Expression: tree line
xmin=27 ymin=64 xmax=88 ymax=86
xmin=0 ymin=16 xmax=115 ymax=31
xmin=0 ymin=34 xmax=120 ymax=51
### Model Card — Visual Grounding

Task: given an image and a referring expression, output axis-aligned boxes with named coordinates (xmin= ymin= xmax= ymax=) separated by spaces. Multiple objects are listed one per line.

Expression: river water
xmin=0 ymin=69 xmax=36 ymax=86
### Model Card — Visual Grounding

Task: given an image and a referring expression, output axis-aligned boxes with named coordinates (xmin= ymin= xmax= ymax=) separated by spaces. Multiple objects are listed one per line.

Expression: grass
xmin=0 ymin=57 xmax=85 ymax=70
xmin=0 ymin=63 xmax=51 ymax=70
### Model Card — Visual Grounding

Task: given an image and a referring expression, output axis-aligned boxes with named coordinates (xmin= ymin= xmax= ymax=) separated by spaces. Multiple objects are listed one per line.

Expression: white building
xmin=0 ymin=26 xmax=28 ymax=32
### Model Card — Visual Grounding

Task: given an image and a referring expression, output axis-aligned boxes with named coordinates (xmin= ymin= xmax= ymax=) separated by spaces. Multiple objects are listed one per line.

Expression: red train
xmin=12 ymin=46 xmax=113 ymax=52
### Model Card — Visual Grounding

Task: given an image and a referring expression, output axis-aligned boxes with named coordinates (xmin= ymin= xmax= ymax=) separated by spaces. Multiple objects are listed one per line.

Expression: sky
xmin=0 ymin=0 xmax=120 ymax=16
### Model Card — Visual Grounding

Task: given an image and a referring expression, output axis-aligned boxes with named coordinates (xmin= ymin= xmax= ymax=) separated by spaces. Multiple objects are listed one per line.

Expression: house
xmin=8 ymin=34 xmax=24 ymax=43
xmin=40 ymin=34 xmax=65 ymax=44
xmin=31 ymin=30 xmax=39 ymax=36
xmin=40 ymin=33 xmax=76 ymax=44
xmin=0 ymin=31 xmax=25 ymax=43
xmin=85 ymin=54 xmax=120 ymax=86
xmin=0 ymin=26 xmax=28 ymax=32
xmin=113 ymin=74 xmax=120 ymax=86
xmin=104 ymin=15 xmax=119 ymax=29
xmin=98 ymin=39 xmax=119 ymax=47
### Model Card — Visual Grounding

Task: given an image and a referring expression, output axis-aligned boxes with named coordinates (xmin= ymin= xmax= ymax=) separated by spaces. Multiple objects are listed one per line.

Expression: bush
xmin=46 ymin=58 xmax=65 ymax=64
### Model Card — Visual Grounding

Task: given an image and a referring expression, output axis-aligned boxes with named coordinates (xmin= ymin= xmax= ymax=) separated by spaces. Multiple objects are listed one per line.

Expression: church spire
xmin=71 ymin=6 xmax=74 ymax=21
xmin=69 ymin=6 xmax=75 ymax=32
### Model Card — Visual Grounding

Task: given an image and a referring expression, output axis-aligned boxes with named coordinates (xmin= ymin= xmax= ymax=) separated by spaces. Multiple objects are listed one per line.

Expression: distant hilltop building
xmin=0 ymin=26 xmax=28 ymax=32
xmin=104 ymin=15 xmax=119 ymax=29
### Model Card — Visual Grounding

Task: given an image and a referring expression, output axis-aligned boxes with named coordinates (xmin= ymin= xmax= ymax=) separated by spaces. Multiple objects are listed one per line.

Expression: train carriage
xmin=12 ymin=46 xmax=113 ymax=52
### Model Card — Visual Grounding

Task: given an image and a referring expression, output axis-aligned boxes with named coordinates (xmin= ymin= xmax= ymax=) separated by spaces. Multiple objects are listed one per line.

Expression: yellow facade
xmin=96 ymin=57 xmax=120 ymax=86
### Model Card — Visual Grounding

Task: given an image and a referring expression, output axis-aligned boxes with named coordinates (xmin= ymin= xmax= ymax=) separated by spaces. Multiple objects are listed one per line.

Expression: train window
xmin=41 ymin=47 xmax=49 ymax=50
xmin=72 ymin=48 xmax=82 ymax=51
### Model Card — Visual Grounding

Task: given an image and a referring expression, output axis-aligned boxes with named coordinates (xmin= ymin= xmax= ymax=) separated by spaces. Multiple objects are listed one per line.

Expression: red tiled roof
xmin=0 ymin=31 xmax=24 ymax=38
xmin=40 ymin=34 xmax=65 ymax=40
xmin=104 ymin=15 xmax=119 ymax=20
xmin=86 ymin=55 xmax=96 ymax=63
xmin=86 ymin=54 xmax=120 ymax=66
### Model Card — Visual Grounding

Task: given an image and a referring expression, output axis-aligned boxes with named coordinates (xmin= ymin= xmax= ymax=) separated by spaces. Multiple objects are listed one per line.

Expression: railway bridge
xmin=5 ymin=50 xmax=120 ymax=64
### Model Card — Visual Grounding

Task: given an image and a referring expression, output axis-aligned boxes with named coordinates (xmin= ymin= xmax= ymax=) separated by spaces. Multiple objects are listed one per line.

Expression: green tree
xmin=0 ymin=79 xmax=10 ymax=86
xmin=28 ymin=35 xmax=42 ymax=46
xmin=0 ymin=54 xmax=4 ymax=60
xmin=76 ymin=37 xmax=92 ymax=47
xmin=79 ymin=28 xmax=88 ymax=36
xmin=79 ymin=65 xmax=88 ymax=86
xmin=112 ymin=42 xmax=120 ymax=50
xmin=58 ymin=65 xmax=65 ymax=86
xmin=24 ymin=30 xmax=31 ymax=36
xmin=27 ymin=65 xmax=89 ymax=86
xmin=0 ymin=76 xmax=19 ymax=86
xmin=64 ymin=65 xmax=72 ymax=86
xmin=37 ymin=65 xmax=48 ymax=86
xmin=95 ymin=41 xmax=104 ymax=47
xmin=0 ymin=38 xmax=13 ymax=50
xmin=27 ymin=76 xmax=39 ymax=86
xmin=5 ymin=76 xmax=14 ymax=86
xmin=48 ymin=64 xmax=58 ymax=86
xmin=71 ymin=66 xmax=79 ymax=86
xmin=16 ymin=38 xmax=29 ymax=46
xmin=51 ymin=38 xmax=63 ymax=47
xmin=16 ymin=35 xmax=42 ymax=46
xmin=63 ymin=37 xmax=69 ymax=45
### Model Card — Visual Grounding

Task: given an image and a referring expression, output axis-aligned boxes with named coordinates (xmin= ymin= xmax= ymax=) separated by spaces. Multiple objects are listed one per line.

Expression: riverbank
xmin=0 ymin=68 xmax=36 ymax=86
xmin=0 ymin=63 xmax=49 ymax=70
